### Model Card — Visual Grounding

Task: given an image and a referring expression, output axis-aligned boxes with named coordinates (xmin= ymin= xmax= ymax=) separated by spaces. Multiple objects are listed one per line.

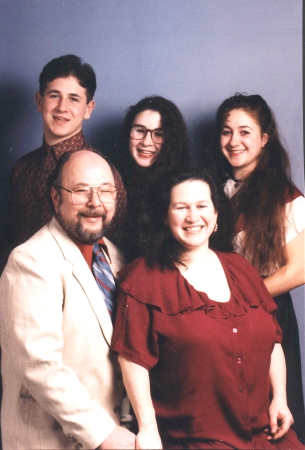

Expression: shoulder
xmin=13 ymin=146 xmax=44 ymax=168
xmin=13 ymin=221 xmax=60 ymax=254
xmin=118 ymin=258 xmax=169 ymax=299
xmin=216 ymin=250 xmax=249 ymax=266
xmin=118 ymin=259 xmax=191 ymax=314
xmin=285 ymin=185 xmax=304 ymax=203
xmin=118 ymin=257 xmax=160 ymax=285
xmin=215 ymin=250 xmax=262 ymax=281
xmin=215 ymin=250 xmax=273 ymax=299
xmin=284 ymin=191 xmax=305 ymax=241
xmin=4 ymin=223 xmax=61 ymax=275
xmin=10 ymin=146 xmax=44 ymax=180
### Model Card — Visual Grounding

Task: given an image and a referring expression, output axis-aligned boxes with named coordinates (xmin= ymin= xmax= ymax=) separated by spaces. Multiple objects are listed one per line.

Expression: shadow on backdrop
xmin=191 ymin=116 xmax=228 ymax=183
xmin=0 ymin=80 xmax=34 ymax=242
xmin=90 ymin=118 xmax=126 ymax=170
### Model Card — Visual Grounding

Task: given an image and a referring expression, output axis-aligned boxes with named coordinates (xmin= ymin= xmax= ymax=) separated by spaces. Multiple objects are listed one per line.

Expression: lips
xmin=228 ymin=149 xmax=245 ymax=155
xmin=183 ymin=226 xmax=204 ymax=232
xmin=137 ymin=149 xmax=156 ymax=158
xmin=53 ymin=116 xmax=69 ymax=123
xmin=79 ymin=211 xmax=106 ymax=221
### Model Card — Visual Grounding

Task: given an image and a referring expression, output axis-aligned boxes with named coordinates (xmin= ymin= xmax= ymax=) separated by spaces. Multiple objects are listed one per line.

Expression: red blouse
xmin=112 ymin=252 xmax=302 ymax=448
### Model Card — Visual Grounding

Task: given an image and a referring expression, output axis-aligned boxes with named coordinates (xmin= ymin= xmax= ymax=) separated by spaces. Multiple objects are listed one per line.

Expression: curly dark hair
xmin=139 ymin=167 xmax=234 ymax=270
xmin=216 ymin=93 xmax=295 ymax=274
xmin=39 ymin=54 xmax=96 ymax=103
xmin=119 ymin=95 xmax=190 ymax=183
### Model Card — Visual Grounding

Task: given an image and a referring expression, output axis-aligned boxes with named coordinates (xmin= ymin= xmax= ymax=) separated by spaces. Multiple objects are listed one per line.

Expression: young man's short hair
xmin=39 ymin=54 xmax=96 ymax=103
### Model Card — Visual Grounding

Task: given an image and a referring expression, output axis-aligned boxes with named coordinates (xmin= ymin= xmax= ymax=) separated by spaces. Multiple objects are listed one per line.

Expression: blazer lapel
xmin=48 ymin=217 xmax=113 ymax=347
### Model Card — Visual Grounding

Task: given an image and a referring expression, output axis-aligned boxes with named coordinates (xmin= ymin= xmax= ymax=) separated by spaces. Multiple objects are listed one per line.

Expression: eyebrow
xmin=47 ymin=89 xmax=82 ymax=98
xmin=73 ymin=182 xmax=115 ymax=187
xmin=132 ymin=123 xmax=162 ymax=129
xmin=222 ymin=124 xmax=253 ymax=130
xmin=172 ymin=200 xmax=209 ymax=206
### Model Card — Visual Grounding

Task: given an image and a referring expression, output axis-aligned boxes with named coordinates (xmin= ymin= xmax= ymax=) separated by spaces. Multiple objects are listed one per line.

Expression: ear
xmin=262 ymin=133 xmax=268 ymax=147
xmin=84 ymin=100 xmax=95 ymax=120
xmin=51 ymin=187 xmax=60 ymax=214
xmin=35 ymin=91 xmax=43 ymax=112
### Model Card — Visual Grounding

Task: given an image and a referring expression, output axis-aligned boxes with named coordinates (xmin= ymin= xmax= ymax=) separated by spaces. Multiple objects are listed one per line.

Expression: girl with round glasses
xmin=118 ymin=95 xmax=191 ymax=260
xmin=216 ymin=93 xmax=305 ymax=443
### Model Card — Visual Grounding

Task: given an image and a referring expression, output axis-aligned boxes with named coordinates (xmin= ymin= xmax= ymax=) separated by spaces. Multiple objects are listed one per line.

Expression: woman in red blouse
xmin=112 ymin=168 xmax=304 ymax=449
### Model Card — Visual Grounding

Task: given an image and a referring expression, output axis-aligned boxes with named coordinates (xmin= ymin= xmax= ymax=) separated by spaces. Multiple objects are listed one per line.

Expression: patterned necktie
xmin=92 ymin=243 xmax=116 ymax=322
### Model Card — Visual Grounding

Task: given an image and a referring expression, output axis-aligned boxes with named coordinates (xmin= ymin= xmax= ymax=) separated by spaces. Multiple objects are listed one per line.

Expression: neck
xmin=43 ymin=130 xmax=82 ymax=147
xmin=232 ymin=168 xmax=248 ymax=181
xmin=179 ymin=244 xmax=211 ymax=269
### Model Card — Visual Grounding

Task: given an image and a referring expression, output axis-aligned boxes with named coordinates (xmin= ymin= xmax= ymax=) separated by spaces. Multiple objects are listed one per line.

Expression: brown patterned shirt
xmin=6 ymin=130 xmax=127 ymax=250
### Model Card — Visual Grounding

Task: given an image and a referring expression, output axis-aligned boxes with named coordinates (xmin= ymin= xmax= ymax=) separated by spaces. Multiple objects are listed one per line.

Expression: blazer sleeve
xmin=0 ymin=242 xmax=117 ymax=449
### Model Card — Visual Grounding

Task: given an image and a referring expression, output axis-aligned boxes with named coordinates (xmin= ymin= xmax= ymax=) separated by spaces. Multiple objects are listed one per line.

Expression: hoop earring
xmin=213 ymin=222 xmax=218 ymax=233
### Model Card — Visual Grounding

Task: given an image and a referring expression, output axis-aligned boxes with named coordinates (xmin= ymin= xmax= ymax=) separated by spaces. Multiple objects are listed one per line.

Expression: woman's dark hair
xmin=140 ymin=167 xmax=234 ymax=270
xmin=39 ymin=54 xmax=96 ymax=103
xmin=216 ymin=93 xmax=295 ymax=273
xmin=119 ymin=96 xmax=190 ymax=183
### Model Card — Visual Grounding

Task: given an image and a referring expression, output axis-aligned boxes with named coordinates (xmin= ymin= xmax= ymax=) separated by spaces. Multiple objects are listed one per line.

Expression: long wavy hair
xmin=119 ymin=96 xmax=190 ymax=185
xmin=216 ymin=93 xmax=295 ymax=274
xmin=139 ymin=167 xmax=234 ymax=270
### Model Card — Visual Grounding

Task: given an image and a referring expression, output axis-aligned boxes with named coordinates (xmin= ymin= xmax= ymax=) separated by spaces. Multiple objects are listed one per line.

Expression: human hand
xmin=265 ymin=397 xmax=294 ymax=440
xmin=136 ymin=428 xmax=163 ymax=449
xmin=97 ymin=425 xmax=136 ymax=449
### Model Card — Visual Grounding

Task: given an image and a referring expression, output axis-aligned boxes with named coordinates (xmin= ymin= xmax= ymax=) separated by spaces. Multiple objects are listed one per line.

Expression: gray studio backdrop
xmin=1 ymin=0 xmax=304 ymax=397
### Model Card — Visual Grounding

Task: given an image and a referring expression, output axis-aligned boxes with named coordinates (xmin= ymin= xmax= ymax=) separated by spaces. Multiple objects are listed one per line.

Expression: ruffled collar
xmin=118 ymin=251 xmax=266 ymax=319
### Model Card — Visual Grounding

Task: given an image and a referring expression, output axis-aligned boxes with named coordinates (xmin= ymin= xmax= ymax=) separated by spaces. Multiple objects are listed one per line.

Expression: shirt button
xmin=237 ymin=357 xmax=242 ymax=363
xmin=233 ymin=328 xmax=238 ymax=333
xmin=239 ymin=387 xmax=244 ymax=393
xmin=242 ymin=414 xmax=248 ymax=421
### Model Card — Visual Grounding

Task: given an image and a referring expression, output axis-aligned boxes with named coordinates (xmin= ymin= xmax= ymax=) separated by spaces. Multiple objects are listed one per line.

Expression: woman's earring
xmin=262 ymin=146 xmax=265 ymax=152
xmin=213 ymin=222 xmax=218 ymax=233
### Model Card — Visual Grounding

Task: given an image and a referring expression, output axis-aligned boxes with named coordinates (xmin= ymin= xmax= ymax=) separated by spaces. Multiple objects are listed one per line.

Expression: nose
xmin=186 ymin=207 xmax=199 ymax=222
xmin=87 ymin=189 xmax=103 ymax=208
xmin=141 ymin=130 xmax=154 ymax=146
xmin=229 ymin=132 xmax=240 ymax=147
xmin=56 ymin=97 xmax=68 ymax=112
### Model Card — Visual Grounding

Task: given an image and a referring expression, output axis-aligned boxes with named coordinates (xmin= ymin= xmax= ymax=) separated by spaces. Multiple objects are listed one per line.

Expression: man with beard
xmin=0 ymin=150 xmax=135 ymax=450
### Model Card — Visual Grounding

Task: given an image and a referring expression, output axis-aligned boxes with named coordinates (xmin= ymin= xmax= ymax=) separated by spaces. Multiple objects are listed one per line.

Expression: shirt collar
xmin=74 ymin=238 xmax=111 ymax=269
xmin=42 ymin=130 xmax=86 ymax=160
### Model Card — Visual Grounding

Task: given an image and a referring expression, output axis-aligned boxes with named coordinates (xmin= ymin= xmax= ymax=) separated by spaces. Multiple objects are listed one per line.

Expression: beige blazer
xmin=0 ymin=217 xmax=125 ymax=449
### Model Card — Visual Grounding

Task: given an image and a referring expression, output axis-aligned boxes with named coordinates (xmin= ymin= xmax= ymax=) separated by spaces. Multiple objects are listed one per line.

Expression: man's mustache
xmin=78 ymin=210 xmax=107 ymax=220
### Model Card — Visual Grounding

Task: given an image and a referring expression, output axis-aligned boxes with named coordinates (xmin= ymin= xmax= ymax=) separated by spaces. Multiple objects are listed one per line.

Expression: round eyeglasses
xmin=130 ymin=125 xmax=164 ymax=144
xmin=57 ymin=185 xmax=116 ymax=205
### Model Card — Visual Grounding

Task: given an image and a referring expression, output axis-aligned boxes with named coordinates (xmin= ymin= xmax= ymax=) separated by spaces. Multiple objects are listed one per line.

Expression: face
xmin=220 ymin=109 xmax=268 ymax=178
xmin=51 ymin=151 xmax=115 ymax=244
xmin=167 ymin=180 xmax=218 ymax=252
xmin=36 ymin=76 xmax=95 ymax=146
xmin=129 ymin=110 xmax=163 ymax=167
